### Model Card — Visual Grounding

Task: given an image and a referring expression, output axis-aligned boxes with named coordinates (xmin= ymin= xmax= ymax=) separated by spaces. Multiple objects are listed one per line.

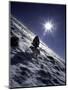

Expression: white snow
xmin=9 ymin=16 xmax=66 ymax=88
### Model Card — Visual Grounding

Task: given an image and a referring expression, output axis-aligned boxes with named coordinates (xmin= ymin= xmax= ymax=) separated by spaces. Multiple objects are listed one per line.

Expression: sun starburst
xmin=43 ymin=20 xmax=54 ymax=33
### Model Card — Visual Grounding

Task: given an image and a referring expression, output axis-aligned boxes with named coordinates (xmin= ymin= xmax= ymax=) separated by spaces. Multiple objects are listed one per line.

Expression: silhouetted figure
xmin=32 ymin=36 xmax=40 ymax=48
xmin=11 ymin=36 xmax=19 ymax=48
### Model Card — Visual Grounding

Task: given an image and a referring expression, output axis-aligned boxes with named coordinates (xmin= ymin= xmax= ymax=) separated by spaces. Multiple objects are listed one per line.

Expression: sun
xmin=44 ymin=22 xmax=53 ymax=31
xmin=43 ymin=20 xmax=54 ymax=34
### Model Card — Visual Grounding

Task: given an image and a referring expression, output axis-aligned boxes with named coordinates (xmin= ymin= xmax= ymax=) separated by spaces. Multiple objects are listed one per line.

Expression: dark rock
xmin=11 ymin=36 xmax=19 ymax=48
xmin=13 ymin=75 xmax=26 ymax=85
xmin=47 ymin=56 xmax=55 ymax=64
xmin=54 ymin=65 xmax=60 ymax=71
xmin=53 ymin=79 xmax=60 ymax=84
xmin=38 ymin=70 xmax=51 ymax=79
xmin=36 ymin=77 xmax=52 ymax=85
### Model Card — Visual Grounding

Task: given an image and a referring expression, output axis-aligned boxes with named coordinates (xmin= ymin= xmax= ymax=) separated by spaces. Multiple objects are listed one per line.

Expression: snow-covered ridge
xmin=11 ymin=15 xmax=35 ymax=38
xmin=9 ymin=15 xmax=66 ymax=88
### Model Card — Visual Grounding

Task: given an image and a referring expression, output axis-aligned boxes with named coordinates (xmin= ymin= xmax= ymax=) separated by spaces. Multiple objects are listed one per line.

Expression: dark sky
xmin=10 ymin=2 xmax=66 ymax=60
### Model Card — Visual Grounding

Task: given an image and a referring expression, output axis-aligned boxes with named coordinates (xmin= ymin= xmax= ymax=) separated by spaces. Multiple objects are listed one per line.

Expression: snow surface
xmin=9 ymin=16 xmax=66 ymax=88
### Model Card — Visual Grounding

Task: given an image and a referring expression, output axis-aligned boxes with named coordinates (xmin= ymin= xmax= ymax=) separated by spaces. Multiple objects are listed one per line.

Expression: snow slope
xmin=9 ymin=16 xmax=66 ymax=88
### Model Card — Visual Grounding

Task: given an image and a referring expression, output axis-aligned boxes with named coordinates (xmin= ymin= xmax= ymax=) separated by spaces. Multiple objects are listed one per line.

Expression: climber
xmin=32 ymin=35 xmax=40 ymax=48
